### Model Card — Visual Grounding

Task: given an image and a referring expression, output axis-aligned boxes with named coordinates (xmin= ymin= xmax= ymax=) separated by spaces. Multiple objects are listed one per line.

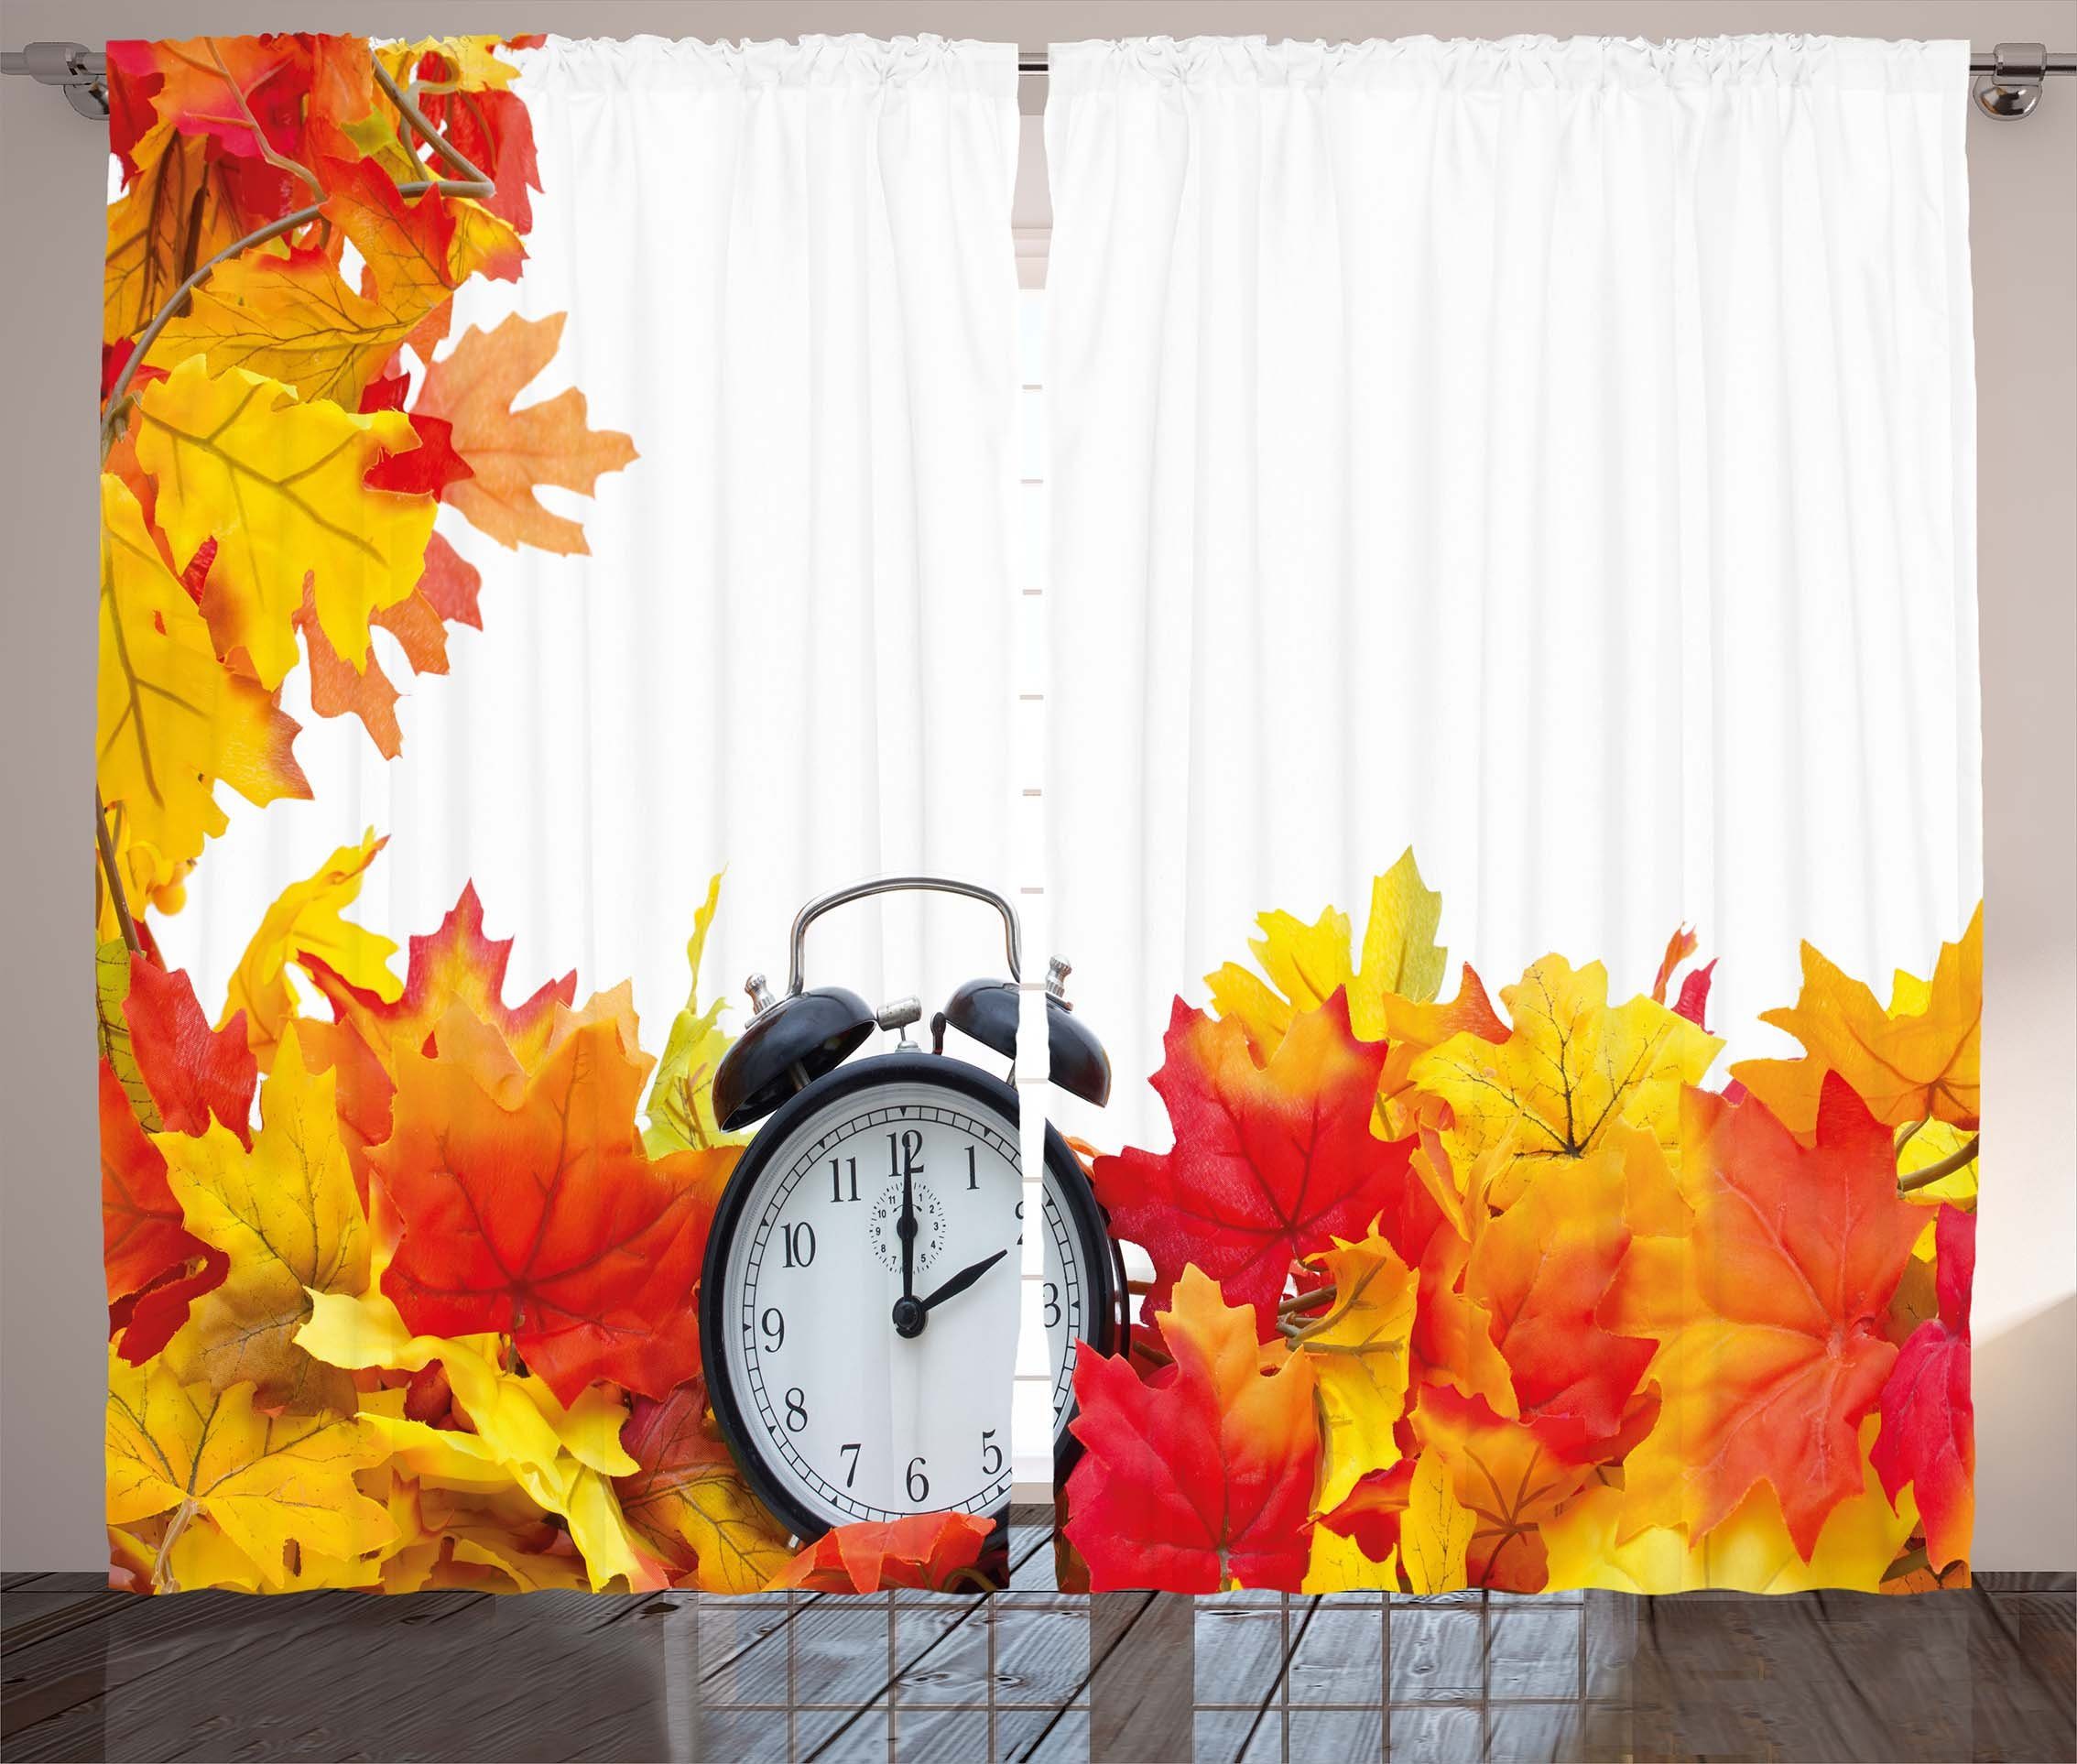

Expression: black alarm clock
xmin=700 ymin=876 xmax=1125 ymax=1542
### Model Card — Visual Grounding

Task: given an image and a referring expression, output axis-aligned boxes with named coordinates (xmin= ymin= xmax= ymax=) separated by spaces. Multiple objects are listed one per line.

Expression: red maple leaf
xmin=1872 ymin=1204 xmax=1974 ymax=1572
xmin=413 ymin=50 xmax=542 ymax=234
xmin=1065 ymin=1268 xmax=1319 ymax=1593
xmin=364 ymin=413 xmax=474 ymax=498
xmin=98 ymin=1060 xmax=226 ymax=1361
xmin=770 ymin=1513 xmax=997 ymax=1595
xmin=122 ymin=953 xmax=257 ymax=1144
xmin=373 ymin=1013 xmax=725 ymax=1405
xmin=1093 ymin=992 xmax=1419 ymax=1339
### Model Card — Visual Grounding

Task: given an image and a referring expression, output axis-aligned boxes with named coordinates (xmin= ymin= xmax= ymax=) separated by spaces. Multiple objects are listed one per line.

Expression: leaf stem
xmin=94 ymin=789 xmax=142 ymax=955
xmin=150 ymin=1496 xmax=198 ymax=1593
xmin=1899 ymin=1135 xmax=1980 ymax=1193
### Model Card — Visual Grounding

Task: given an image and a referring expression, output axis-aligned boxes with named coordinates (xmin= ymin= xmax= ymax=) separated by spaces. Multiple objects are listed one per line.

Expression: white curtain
xmin=161 ymin=33 xmax=1026 ymax=1051
xmin=1042 ymin=34 xmax=1979 ymax=1145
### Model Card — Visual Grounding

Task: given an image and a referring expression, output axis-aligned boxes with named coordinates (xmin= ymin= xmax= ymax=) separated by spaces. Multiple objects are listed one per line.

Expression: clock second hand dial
xmin=917 ymin=1247 xmax=1008 ymax=1315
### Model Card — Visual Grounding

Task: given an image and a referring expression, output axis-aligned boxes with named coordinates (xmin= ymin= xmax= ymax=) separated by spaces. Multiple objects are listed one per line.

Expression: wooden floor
xmin=4 ymin=1512 xmax=2071 ymax=1761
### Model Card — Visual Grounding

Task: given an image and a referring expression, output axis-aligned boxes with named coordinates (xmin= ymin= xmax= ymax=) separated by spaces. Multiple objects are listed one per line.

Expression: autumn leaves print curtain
xmin=1041 ymin=37 xmax=1982 ymax=1595
xmin=96 ymin=29 xmax=1982 ymax=1604
xmin=99 ymin=32 xmax=1026 ymax=1595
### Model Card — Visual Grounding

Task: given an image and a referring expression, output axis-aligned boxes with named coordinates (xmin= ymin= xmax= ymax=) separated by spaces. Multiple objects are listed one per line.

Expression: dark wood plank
xmin=1089 ymin=1591 xmax=1191 ymax=1763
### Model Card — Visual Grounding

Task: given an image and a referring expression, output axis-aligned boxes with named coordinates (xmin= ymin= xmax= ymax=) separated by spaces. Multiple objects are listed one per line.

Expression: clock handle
xmin=787 ymin=875 xmax=1023 ymax=996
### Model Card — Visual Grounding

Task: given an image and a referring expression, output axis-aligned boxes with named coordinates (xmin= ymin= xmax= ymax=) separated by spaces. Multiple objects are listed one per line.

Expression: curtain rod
xmin=7 ymin=39 xmax=2073 ymax=121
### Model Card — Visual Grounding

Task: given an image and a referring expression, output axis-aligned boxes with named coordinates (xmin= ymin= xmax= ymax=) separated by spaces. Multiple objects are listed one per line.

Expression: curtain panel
xmin=1043 ymin=36 xmax=1982 ymax=1595
xmin=92 ymin=29 xmax=1982 ymax=1606
xmin=97 ymin=31 xmax=1031 ymax=1598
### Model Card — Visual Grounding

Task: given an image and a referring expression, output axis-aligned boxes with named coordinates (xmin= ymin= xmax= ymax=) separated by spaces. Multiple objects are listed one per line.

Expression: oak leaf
xmin=1871 ymin=1204 xmax=1974 ymax=1572
xmin=136 ymin=358 xmax=437 ymax=686
xmin=413 ymin=311 xmax=637 ymax=554
xmin=158 ymin=1026 xmax=367 ymax=1410
xmin=769 ymin=1513 xmax=996 ymax=1594
xmin=1410 ymin=953 xmax=1722 ymax=1208
xmin=1733 ymin=908 xmax=1982 ymax=1133
xmin=1603 ymin=1078 xmax=1925 ymax=1558
xmin=1064 ymin=1267 xmax=1319 ymax=1593
xmin=105 ymin=1349 xmax=393 ymax=1591
xmin=1093 ymin=993 xmax=1419 ymax=1337
xmin=373 ymin=1010 xmax=729 ymax=1404
xmin=614 ymin=1378 xmax=796 ymax=1593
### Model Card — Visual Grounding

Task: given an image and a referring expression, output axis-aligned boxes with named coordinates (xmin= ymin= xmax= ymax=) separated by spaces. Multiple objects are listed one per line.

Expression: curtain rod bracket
xmin=1974 ymin=42 xmax=2065 ymax=119
xmin=1 ymin=41 xmax=106 ymax=118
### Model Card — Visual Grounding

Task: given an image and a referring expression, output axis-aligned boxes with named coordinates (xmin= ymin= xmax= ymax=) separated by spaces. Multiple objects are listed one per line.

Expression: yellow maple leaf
xmin=1410 ymin=954 xmax=1722 ymax=1208
xmin=1733 ymin=907 xmax=1982 ymax=1133
xmin=145 ymin=248 xmax=445 ymax=411
xmin=298 ymin=1289 xmax=667 ymax=1593
xmin=1206 ymin=849 xmax=1446 ymax=1054
xmin=105 ymin=1350 xmax=394 ymax=1592
xmin=644 ymin=873 xmax=744 ymax=1155
xmin=1295 ymin=1229 xmax=1419 ymax=1512
xmin=97 ymin=474 xmax=232 ymax=883
xmin=375 ymin=36 xmax=522 ymax=91
xmin=135 ymin=358 xmax=437 ymax=688
xmin=1302 ymin=1524 xmax=1397 ymax=1593
xmin=412 ymin=311 xmax=637 ymax=554
xmin=221 ymin=831 xmax=400 ymax=1068
xmin=158 ymin=1026 xmax=368 ymax=1410
xmin=1542 ymin=1420 xmax=1918 ymax=1594
xmin=1398 ymin=1448 xmax=1474 ymax=1594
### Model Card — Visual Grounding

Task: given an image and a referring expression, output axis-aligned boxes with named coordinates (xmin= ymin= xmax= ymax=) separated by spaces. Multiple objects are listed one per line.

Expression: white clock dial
xmin=714 ymin=1075 xmax=1090 ymax=1530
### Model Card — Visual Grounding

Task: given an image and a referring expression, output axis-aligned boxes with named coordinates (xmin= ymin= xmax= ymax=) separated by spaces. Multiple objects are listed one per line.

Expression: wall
xmin=3 ymin=0 xmax=2070 ymax=1571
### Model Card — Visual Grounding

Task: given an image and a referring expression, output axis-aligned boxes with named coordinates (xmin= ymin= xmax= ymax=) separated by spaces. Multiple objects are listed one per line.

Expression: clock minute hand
xmin=898 ymin=1159 xmax=918 ymax=1302
xmin=918 ymin=1247 xmax=1009 ymax=1314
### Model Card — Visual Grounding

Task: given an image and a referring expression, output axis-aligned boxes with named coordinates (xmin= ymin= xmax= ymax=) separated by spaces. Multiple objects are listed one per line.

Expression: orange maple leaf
xmin=769 ymin=1513 xmax=996 ymax=1595
xmin=1604 ymin=1076 xmax=1926 ymax=1558
xmin=1408 ymin=1378 xmax=1608 ymax=1592
xmin=413 ymin=311 xmax=637 ymax=554
xmin=372 ymin=1011 xmax=727 ymax=1405
xmin=1093 ymin=993 xmax=1422 ymax=1339
xmin=1064 ymin=1267 xmax=1319 ymax=1593
xmin=1733 ymin=906 xmax=1981 ymax=1133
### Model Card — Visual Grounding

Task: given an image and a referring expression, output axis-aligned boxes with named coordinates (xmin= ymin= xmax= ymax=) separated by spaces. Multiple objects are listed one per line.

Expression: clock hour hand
xmin=917 ymin=1247 xmax=1009 ymax=1314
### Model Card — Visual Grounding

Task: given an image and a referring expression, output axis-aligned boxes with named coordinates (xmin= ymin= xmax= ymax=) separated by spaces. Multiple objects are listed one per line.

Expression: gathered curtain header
xmin=519 ymin=32 xmax=1017 ymax=94
xmin=1049 ymin=33 xmax=1966 ymax=95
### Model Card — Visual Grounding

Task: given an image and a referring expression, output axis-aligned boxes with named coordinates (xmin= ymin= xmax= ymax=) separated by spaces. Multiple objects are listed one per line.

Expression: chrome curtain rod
xmin=7 ymin=39 xmax=2074 ymax=121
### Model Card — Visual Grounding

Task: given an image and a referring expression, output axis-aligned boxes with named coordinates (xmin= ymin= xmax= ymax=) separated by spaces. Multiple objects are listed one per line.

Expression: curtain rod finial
xmin=0 ymin=41 xmax=106 ymax=117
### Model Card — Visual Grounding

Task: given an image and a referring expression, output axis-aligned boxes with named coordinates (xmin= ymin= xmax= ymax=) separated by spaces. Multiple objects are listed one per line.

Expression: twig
xmin=1898 ymin=1134 xmax=1980 ymax=1193
xmin=1278 ymin=1283 xmax=1336 ymax=1318
xmin=100 ymin=46 xmax=499 ymax=445
xmin=1128 ymin=1339 xmax=1173 ymax=1369
xmin=1894 ymin=1116 xmax=1929 ymax=1158
xmin=94 ymin=789 xmax=142 ymax=955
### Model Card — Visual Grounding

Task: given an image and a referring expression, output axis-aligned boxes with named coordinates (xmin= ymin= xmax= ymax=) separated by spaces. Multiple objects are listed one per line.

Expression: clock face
xmin=705 ymin=1062 xmax=1102 ymax=1535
